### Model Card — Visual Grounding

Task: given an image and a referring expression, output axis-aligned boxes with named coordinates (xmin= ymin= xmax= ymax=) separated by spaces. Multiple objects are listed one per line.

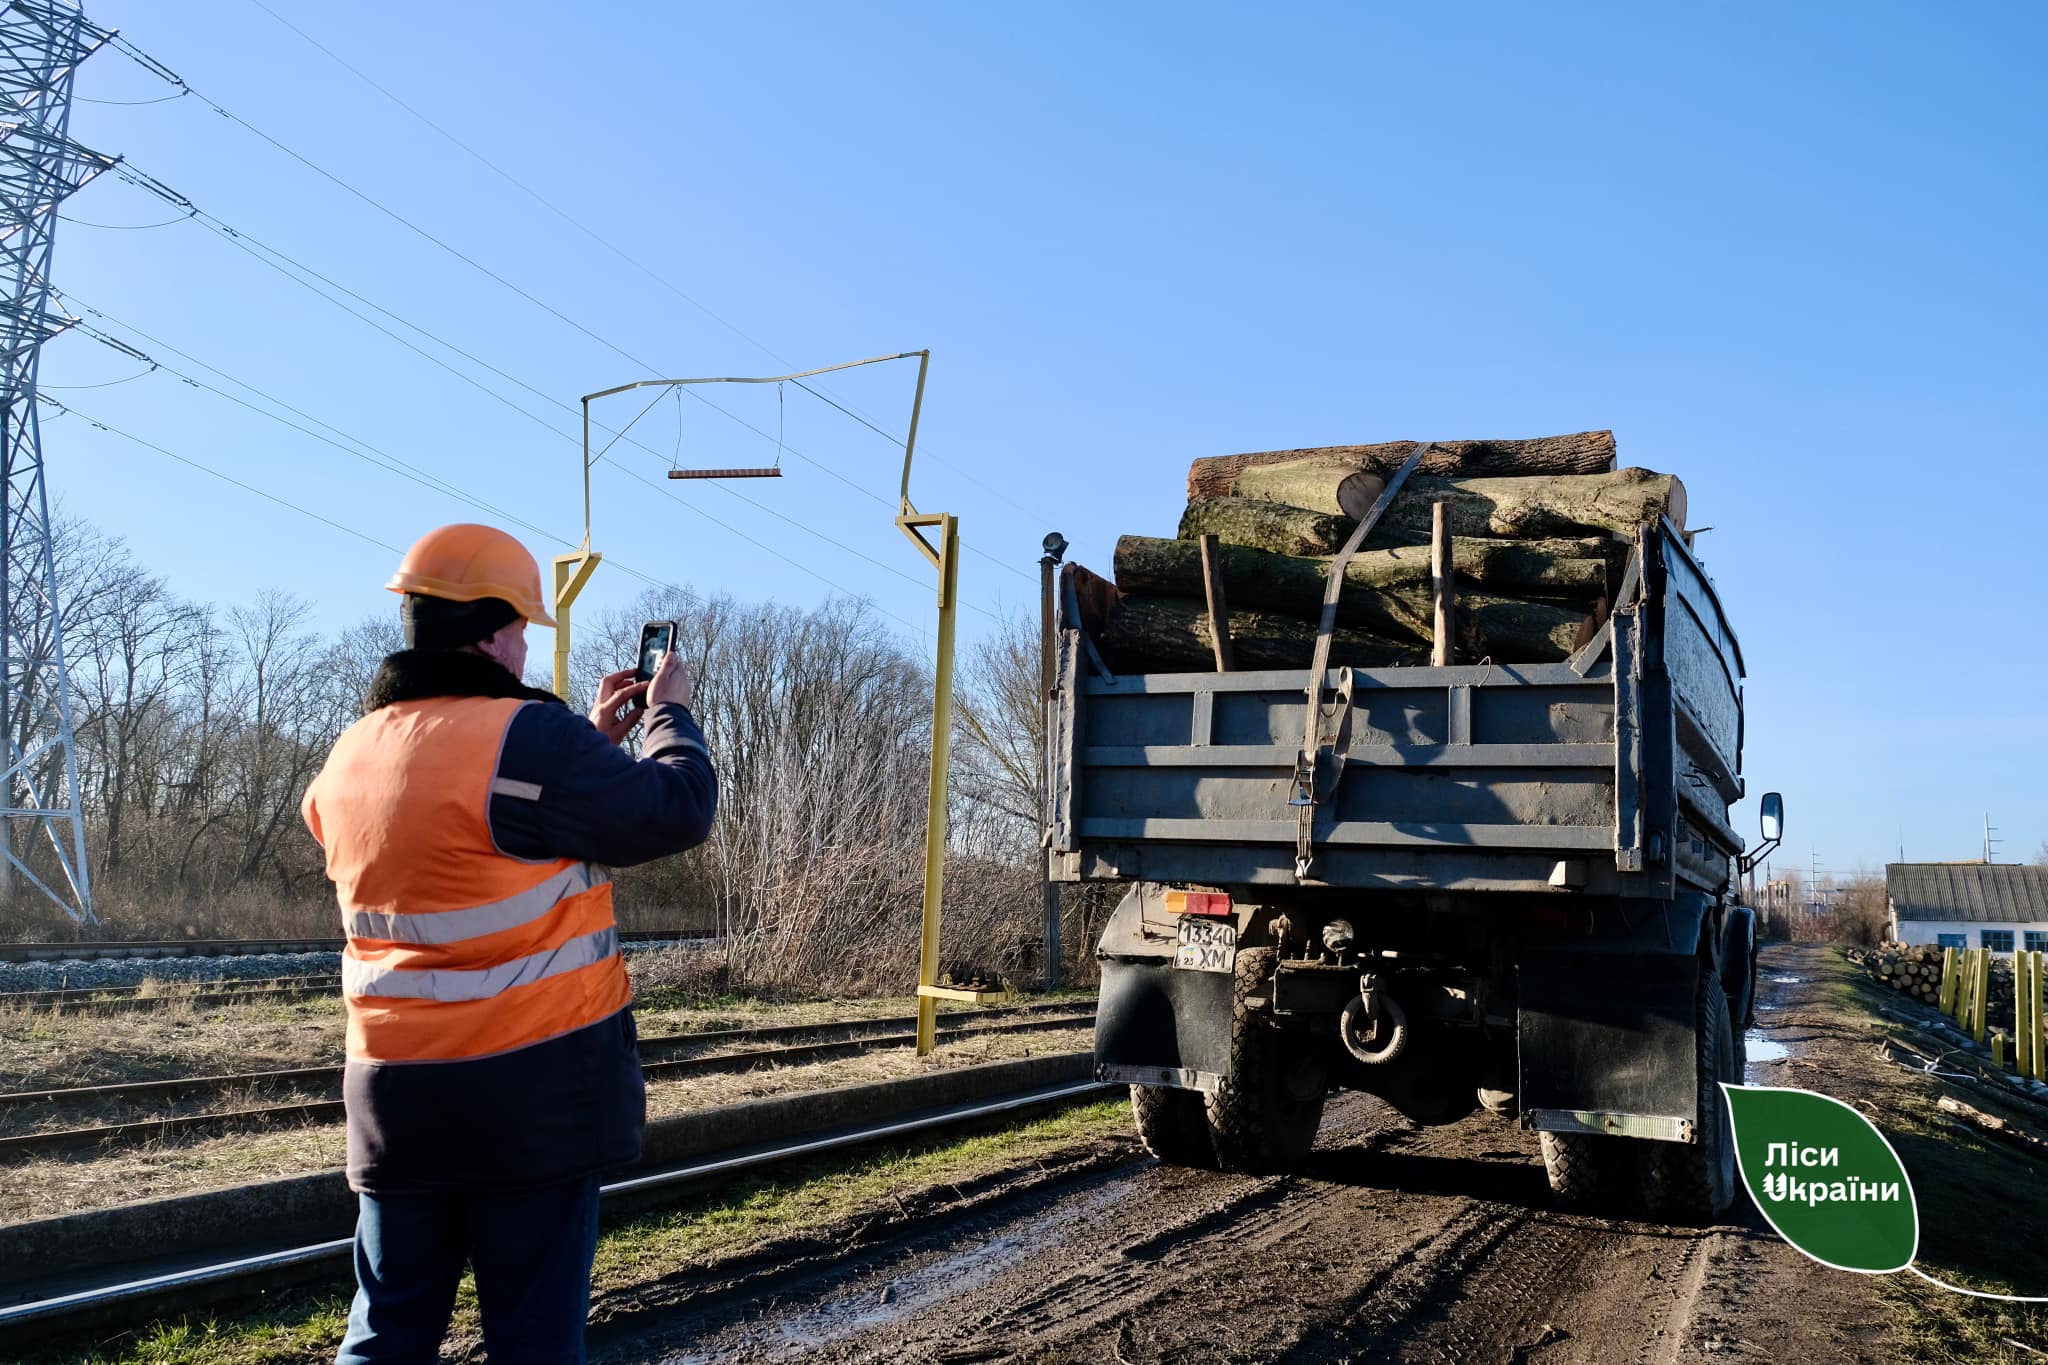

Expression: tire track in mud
xmin=595 ymin=944 xmax=1881 ymax=1365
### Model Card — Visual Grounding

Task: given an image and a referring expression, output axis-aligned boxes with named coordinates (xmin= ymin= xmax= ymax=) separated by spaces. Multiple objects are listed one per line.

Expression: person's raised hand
xmin=648 ymin=648 xmax=694 ymax=710
xmin=588 ymin=667 xmax=649 ymax=745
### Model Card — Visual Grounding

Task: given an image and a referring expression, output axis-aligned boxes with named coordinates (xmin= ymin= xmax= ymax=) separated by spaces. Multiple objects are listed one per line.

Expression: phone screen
xmin=636 ymin=622 xmax=676 ymax=682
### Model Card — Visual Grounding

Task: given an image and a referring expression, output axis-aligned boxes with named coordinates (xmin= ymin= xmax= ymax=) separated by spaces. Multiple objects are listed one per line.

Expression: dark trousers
xmin=335 ymin=1175 xmax=602 ymax=1365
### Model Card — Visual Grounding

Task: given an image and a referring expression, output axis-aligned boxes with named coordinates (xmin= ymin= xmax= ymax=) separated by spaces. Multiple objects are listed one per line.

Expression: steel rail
xmin=0 ymin=975 xmax=342 ymax=1013
xmin=0 ymin=1000 xmax=1093 ymax=1110
xmin=0 ymin=1014 xmax=1098 ymax=1159
xmin=0 ymin=1077 xmax=1113 ymax=1335
xmin=0 ymin=929 xmax=708 ymax=962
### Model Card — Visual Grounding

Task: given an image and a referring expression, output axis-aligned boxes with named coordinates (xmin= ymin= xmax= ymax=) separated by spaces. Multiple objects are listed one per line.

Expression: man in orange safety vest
xmin=303 ymin=523 xmax=717 ymax=1364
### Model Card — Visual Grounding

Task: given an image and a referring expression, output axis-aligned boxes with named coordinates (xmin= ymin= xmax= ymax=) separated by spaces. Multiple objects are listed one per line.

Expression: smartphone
xmin=635 ymin=620 xmax=678 ymax=683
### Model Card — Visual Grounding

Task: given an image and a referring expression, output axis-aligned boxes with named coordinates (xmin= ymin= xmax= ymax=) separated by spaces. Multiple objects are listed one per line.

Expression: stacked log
xmin=1076 ymin=430 xmax=1691 ymax=674
xmin=1862 ymin=939 xmax=2017 ymax=1027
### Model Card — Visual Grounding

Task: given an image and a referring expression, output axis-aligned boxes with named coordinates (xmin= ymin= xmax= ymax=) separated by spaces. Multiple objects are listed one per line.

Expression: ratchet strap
xmin=1292 ymin=440 xmax=1435 ymax=880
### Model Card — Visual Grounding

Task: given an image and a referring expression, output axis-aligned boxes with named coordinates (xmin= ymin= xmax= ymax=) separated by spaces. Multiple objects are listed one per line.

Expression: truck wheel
xmin=1206 ymin=948 xmax=1325 ymax=1173
xmin=1131 ymin=1085 xmax=1217 ymax=1168
xmin=1641 ymin=968 xmax=1738 ymax=1223
xmin=1540 ymin=1132 xmax=1625 ymax=1210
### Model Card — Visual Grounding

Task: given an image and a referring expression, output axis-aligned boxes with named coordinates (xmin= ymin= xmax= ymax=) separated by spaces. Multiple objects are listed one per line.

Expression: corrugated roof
xmin=1886 ymin=863 xmax=2048 ymax=923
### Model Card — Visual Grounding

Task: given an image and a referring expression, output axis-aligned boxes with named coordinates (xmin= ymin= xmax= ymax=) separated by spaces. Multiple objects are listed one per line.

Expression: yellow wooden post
xmin=1993 ymin=1030 xmax=2007 ymax=1070
xmin=1966 ymin=949 xmax=1982 ymax=1047
xmin=1940 ymin=946 xmax=1960 ymax=1016
xmin=2023 ymin=957 xmax=2039 ymax=1080
xmin=2018 ymin=950 xmax=2035 ymax=1078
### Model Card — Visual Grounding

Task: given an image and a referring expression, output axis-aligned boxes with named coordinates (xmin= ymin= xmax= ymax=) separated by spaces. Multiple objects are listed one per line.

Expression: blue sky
xmin=46 ymin=2 xmax=2046 ymax=875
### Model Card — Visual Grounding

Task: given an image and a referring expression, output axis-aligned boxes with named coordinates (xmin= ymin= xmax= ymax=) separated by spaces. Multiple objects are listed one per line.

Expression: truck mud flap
xmin=1095 ymin=956 xmax=1234 ymax=1093
xmin=1518 ymin=949 xmax=1699 ymax=1140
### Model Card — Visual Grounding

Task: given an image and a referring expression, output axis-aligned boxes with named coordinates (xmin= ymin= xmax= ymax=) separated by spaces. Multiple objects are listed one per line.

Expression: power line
xmin=101 ymin=163 xmax=1028 ymax=602
xmin=234 ymin=0 xmax=1061 ymax=528
xmin=51 ymin=305 xmax=686 ymax=601
xmin=53 ymin=301 xmax=924 ymax=629
xmin=47 ymin=400 xmax=403 ymax=554
xmin=110 ymin=21 xmax=1057 ymax=552
xmin=57 ymin=212 xmax=188 ymax=229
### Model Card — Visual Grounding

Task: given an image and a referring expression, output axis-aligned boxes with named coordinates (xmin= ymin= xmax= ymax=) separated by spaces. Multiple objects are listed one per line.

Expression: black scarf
xmin=363 ymin=649 xmax=567 ymax=716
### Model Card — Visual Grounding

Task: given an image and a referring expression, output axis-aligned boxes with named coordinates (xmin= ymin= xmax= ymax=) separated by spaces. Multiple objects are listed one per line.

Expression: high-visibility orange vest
xmin=303 ymin=696 xmax=632 ymax=1064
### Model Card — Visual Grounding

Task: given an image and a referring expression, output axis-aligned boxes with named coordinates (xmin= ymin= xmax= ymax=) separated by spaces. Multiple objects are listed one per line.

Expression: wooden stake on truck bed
xmin=1431 ymin=502 xmax=1454 ymax=668
xmin=1198 ymin=533 xmax=1235 ymax=671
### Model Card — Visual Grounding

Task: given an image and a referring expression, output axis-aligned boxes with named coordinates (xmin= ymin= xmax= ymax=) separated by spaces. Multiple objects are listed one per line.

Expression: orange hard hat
xmin=385 ymin=524 xmax=556 ymax=627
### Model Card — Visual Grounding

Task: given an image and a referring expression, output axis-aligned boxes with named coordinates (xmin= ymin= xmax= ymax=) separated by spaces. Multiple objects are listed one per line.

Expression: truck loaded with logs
xmin=1049 ymin=430 xmax=1784 ymax=1222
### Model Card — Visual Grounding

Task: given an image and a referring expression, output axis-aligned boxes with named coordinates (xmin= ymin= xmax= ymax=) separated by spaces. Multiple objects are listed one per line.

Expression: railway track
xmin=0 ymin=1003 xmax=1097 ymax=1160
xmin=0 ymin=975 xmax=343 ymax=1013
xmin=0 ymin=1064 xmax=1110 ymax=1348
xmin=0 ymin=928 xmax=709 ymax=963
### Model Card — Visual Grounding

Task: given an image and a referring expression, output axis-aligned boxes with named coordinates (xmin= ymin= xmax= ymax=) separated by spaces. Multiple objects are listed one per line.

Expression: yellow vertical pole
xmin=914 ymin=514 xmax=960 ymax=1057
xmin=1966 ymin=949 xmax=1982 ymax=1047
xmin=2017 ymin=950 xmax=2034 ymax=1078
xmin=2023 ymin=957 xmax=2039 ymax=1080
xmin=1940 ymin=946 xmax=1960 ymax=1016
xmin=551 ymin=551 xmax=602 ymax=700
xmin=1993 ymin=1030 xmax=2007 ymax=1070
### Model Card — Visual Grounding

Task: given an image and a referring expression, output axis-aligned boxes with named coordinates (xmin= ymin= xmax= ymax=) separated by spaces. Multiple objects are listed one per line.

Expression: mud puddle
xmin=652 ymin=1183 xmax=1128 ymax=1363
xmin=1747 ymin=1032 xmax=1791 ymax=1069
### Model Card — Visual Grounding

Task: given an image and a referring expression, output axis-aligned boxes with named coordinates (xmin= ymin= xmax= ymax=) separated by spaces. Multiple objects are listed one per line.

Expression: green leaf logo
xmin=1722 ymin=1083 xmax=1919 ymax=1274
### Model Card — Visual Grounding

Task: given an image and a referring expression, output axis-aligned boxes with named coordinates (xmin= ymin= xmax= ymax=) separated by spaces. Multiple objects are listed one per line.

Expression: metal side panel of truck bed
xmin=1047 ymin=520 xmax=1746 ymax=899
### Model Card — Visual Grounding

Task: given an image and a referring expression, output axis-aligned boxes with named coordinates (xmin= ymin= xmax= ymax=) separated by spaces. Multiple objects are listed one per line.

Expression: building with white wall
xmin=1886 ymin=862 xmax=2048 ymax=955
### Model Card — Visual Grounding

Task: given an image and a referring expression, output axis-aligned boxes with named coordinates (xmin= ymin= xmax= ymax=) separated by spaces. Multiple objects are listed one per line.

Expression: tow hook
xmin=1340 ymin=972 xmax=1410 ymax=1065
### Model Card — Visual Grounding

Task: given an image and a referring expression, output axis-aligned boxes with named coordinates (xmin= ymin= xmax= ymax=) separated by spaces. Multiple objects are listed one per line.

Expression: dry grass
xmin=0 ymin=995 xmax=341 ymax=1093
xmin=0 ymin=1017 xmax=1091 ymax=1225
xmin=32 ymin=1097 xmax=1133 ymax=1365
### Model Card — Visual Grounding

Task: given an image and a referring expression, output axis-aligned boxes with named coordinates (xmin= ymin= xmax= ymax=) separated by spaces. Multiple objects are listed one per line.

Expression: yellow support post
xmin=910 ymin=512 xmax=959 ymax=1057
xmin=884 ymin=353 xmax=1008 ymax=1056
xmin=2018 ymin=950 xmax=2034 ymax=1078
xmin=1939 ymin=946 xmax=1960 ymax=1016
xmin=1993 ymin=1029 xmax=2007 ymax=1070
xmin=2023 ymin=957 xmax=2039 ymax=1080
xmin=1966 ymin=949 xmax=1982 ymax=1047
xmin=551 ymin=550 xmax=602 ymax=700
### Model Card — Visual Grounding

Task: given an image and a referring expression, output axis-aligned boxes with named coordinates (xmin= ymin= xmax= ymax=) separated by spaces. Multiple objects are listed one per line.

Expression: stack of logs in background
xmin=1063 ymin=430 xmax=1690 ymax=674
xmin=1857 ymin=940 xmax=2017 ymax=1025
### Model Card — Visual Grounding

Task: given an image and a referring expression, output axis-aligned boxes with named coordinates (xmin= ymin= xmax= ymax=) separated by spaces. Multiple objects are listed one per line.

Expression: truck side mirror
xmin=1760 ymin=792 xmax=1784 ymax=842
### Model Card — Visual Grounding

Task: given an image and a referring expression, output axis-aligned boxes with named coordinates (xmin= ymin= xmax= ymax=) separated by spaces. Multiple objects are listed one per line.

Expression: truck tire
xmin=1540 ymin=1132 xmax=1624 ymax=1210
xmin=1206 ymin=948 xmax=1325 ymax=1173
xmin=1641 ymin=968 xmax=1738 ymax=1223
xmin=1131 ymin=1084 xmax=1217 ymax=1168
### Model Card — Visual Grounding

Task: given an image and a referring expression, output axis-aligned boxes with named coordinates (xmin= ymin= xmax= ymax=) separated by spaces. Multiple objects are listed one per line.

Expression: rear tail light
xmin=1166 ymin=890 xmax=1234 ymax=918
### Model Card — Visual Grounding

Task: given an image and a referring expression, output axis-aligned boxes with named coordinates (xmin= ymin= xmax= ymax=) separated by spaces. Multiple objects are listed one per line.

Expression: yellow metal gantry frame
xmin=892 ymin=351 xmax=1014 ymax=1055
xmin=564 ymin=351 xmax=996 ymax=1054
xmin=557 ymin=350 xmax=929 ymax=692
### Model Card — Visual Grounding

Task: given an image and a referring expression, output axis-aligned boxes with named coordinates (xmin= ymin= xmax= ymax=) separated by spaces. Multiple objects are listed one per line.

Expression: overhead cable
xmin=234 ymin=0 xmax=1059 ymax=527
xmin=104 ymin=27 xmax=1047 ymax=569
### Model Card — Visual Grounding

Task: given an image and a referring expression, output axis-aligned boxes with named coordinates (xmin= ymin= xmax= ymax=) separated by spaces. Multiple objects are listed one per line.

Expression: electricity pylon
xmin=0 ymin=1 xmax=114 ymax=922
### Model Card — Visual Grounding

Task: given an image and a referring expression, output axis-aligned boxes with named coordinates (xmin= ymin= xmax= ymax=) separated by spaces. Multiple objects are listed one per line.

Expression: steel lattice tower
xmin=0 ymin=1 xmax=111 ymax=923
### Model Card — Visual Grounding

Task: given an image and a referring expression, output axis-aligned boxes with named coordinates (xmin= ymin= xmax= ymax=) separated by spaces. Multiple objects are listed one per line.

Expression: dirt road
xmin=590 ymin=943 xmax=1893 ymax=1365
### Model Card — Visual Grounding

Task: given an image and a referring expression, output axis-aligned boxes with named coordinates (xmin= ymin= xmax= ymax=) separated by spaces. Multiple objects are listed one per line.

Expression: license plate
xmin=1175 ymin=916 xmax=1237 ymax=973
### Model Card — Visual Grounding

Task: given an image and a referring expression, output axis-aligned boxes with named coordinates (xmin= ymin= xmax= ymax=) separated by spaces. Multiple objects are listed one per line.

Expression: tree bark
xmin=1373 ymin=469 xmax=1684 ymax=544
xmin=1178 ymin=498 xmax=1356 ymax=556
xmin=1188 ymin=431 xmax=1616 ymax=500
xmin=1097 ymin=591 xmax=1586 ymax=671
xmin=1229 ymin=457 xmax=1385 ymax=518
xmin=1097 ymin=594 xmax=1424 ymax=674
xmin=1115 ymin=534 xmax=1616 ymax=601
